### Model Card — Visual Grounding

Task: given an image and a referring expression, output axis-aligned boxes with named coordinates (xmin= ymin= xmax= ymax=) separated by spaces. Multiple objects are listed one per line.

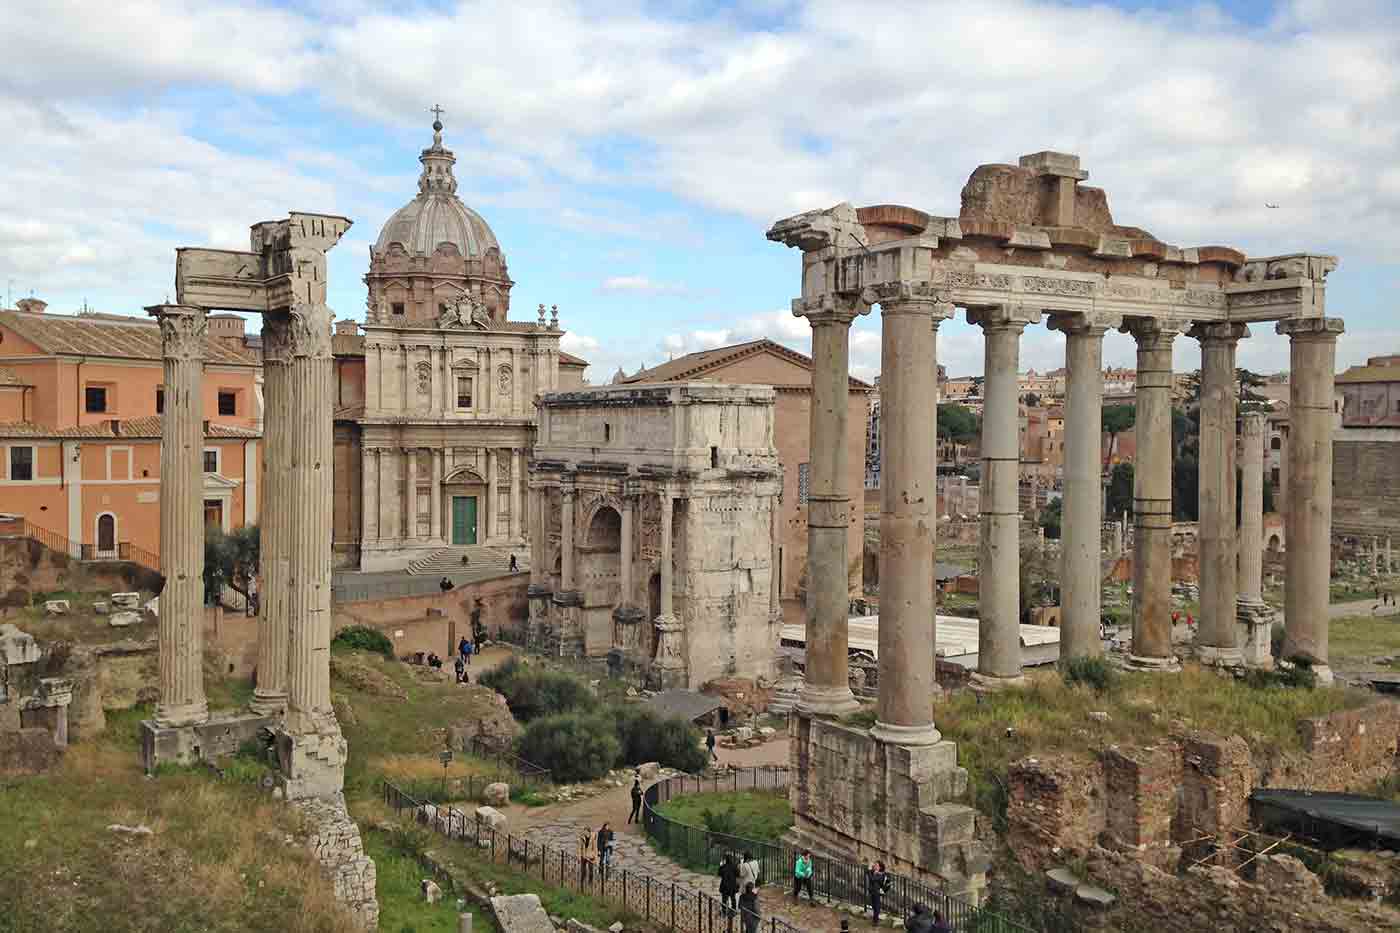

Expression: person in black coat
xmin=718 ymin=853 xmax=740 ymax=914
xmin=866 ymin=860 xmax=890 ymax=925
xmin=737 ymin=882 xmax=760 ymax=933
xmin=628 ymin=778 xmax=643 ymax=823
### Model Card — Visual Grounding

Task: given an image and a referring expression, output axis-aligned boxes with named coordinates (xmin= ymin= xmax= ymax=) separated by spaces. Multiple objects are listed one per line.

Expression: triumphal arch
xmin=769 ymin=151 xmax=1340 ymax=899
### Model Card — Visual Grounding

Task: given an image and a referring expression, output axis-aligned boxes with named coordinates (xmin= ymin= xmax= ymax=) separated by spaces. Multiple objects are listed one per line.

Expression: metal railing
xmin=383 ymin=779 xmax=799 ymax=933
xmin=117 ymin=541 xmax=160 ymax=572
xmin=18 ymin=520 xmax=158 ymax=570
xmin=465 ymin=736 xmax=551 ymax=789
xmin=643 ymin=767 xmax=1035 ymax=933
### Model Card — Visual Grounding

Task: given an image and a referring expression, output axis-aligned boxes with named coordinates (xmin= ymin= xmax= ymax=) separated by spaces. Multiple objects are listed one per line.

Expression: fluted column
xmin=148 ymin=304 xmax=209 ymax=728
xmin=1051 ymin=313 xmax=1117 ymax=660
xmin=405 ymin=448 xmax=418 ymax=542
xmin=795 ymin=295 xmax=868 ymax=717
xmin=970 ymin=305 xmax=1037 ymax=689
xmin=871 ymin=288 xmax=950 ymax=744
xmin=1126 ymin=318 xmax=1180 ymax=670
xmin=1278 ymin=317 xmax=1344 ymax=684
xmin=281 ymin=301 xmax=344 ymax=796
xmin=430 ymin=448 xmax=443 ymax=541
xmin=650 ymin=488 xmax=686 ymax=687
xmin=1193 ymin=323 xmax=1247 ymax=667
xmin=510 ymin=448 xmax=522 ymax=541
xmin=251 ymin=313 xmax=290 ymax=714
xmin=1237 ymin=413 xmax=1273 ymax=666
xmin=561 ymin=480 xmax=576 ymax=593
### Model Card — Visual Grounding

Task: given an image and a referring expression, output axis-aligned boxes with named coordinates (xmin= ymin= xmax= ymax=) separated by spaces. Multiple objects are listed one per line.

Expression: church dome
xmin=371 ymin=118 xmax=501 ymax=260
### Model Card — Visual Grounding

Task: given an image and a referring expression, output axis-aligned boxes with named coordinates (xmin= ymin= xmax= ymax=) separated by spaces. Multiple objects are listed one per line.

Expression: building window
xmin=203 ymin=449 xmax=218 ymax=474
xmin=391 ymin=302 xmax=405 ymax=315
xmin=155 ymin=388 xmax=164 ymax=414
xmin=604 ymin=423 xmax=611 ymax=443
xmin=456 ymin=376 xmax=474 ymax=409
xmin=85 ymin=385 xmax=108 ymax=413
xmin=217 ymin=391 xmax=237 ymax=416
xmin=9 ymin=446 xmax=33 ymax=481
xmin=1270 ymin=436 xmax=1281 ymax=450
xmin=797 ymin=462 xmax=810 ymax=504
xmin=1271 ymin=467 xmax=1280 ymax=486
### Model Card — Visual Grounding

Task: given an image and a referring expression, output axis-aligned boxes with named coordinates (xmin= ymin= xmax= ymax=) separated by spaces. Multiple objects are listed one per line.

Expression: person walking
xmin=705 ymin=729 xmax=718 ymax=762
xmin=578 ymin=830 xmax=597 ymax=887
xmin=440 ymin=576 xmax=454 ymax=593
xmin=791 ymin=850 xmax=814 ymax=901
xmin=596 ymin=823 xmax=615 ymax=880
xmin=453 ymin=654 xmax=465 ymax=685
xmin=738 ymin=850 xmax=759 ymax=891
xmin=718 ymin=853 xmax=740 ymax=915
xmin=464 ymin=639 xmax=474 ymax=666
xmin=866 ymin=861 xmax=890 ymax=925
xmin=905 ymin=904 xmax=936 ymax=933
xmin=738 ymin=882 xmax=760 ymax=933
xmin=628 ymin=778 xmax=643 ymax=824
xmin=509 ymin=552 xmax=519 ymax=573
xmin=457 ymin=636 xmax=469 ymax=664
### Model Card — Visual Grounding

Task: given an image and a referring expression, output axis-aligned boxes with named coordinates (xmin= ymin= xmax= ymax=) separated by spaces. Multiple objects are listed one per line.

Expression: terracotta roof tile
xmin=0 ymin=310 xmax=258 ymax=365
xmin=1336 ymin=364 xmax=1400 ymax=385
xmin=559 ymin=351 xmax=588 ymax=366
xmin=619 ymin=338 xmax=871 ymax=390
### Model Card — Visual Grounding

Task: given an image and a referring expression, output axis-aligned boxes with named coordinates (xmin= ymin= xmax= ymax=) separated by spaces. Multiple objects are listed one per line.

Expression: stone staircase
xmin=768 ymin=675 xmax=804 ymax=714
xmin=405 ymin=545 xmax=528 ymax=576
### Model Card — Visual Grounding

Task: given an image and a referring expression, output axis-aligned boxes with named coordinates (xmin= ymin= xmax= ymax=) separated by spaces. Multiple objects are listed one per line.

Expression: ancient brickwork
xmin=1101 ymin=744 xmax=1180 ymax=866
xmin=1293 ymin=703 xmax=1400 ymax=789
xmin=1005 ymin=755 xmax=1104 ymax=865
xmin=1332 ymin=438 xmax=1400 ymax=537
xmin=297 ymin=794 xmax=379 ymax=930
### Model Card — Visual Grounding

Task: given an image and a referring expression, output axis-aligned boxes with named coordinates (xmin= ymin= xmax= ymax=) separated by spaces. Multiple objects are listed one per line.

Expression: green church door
xmin=451 ymin=496 xmax=478 ymax=546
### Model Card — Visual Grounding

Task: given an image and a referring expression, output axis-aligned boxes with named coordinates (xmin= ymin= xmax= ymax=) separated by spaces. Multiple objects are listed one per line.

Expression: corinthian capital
xmin=871 ymin=281 xmax=956 ymax=320
xmin=1188 ymin=322 xmax=1249 ymax=345
xmin=286 ymin=302 xmax=334 ymax=359
xmin=791 ymin=292 xmax=871 ymax=327
xmin=967 ymin=302 xmax=1041 ymax=332
xmin=262 ymin=311 xmax=293 ymax=365
xmin=145 ymin=304 xmax=207 ymax=361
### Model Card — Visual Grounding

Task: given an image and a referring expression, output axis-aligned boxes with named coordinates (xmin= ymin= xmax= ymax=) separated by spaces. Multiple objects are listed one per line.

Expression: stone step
xmin=406 ymin=546 xmax=528 ymax=575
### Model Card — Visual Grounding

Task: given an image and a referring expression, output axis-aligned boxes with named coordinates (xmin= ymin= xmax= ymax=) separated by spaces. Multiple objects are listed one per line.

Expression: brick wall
xmin=1333 ymin=437 xmax=1400 ymax=537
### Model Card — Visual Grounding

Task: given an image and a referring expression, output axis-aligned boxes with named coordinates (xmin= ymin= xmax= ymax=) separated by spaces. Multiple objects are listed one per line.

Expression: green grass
xmin=1329 ymin=612 xmax=1400 ymax=666
xmin=363 ymin=827 xmax=494 ymax=933
xmin=654 ymin=789 xmax=793 ymax=845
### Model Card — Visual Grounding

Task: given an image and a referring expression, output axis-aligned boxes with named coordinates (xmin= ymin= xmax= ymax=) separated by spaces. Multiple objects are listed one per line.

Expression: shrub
xmin=516 ymin=713 xmax=620 ymax=784
xmin=700 ymin=806 xmax=741 ymax=837
xmin=331 ymin=625 xmax=395 ymax=660
xmin=1060 ymin=655 xmax=1118 ymax=694
xmin=1243 ymin=656 xmax=1318 ymax=691
xmin=481 ymin=659 xmax=597 ymax=722
xmin=478 ymin=656 xmax=523 ymax=693
xmin=610 ymin=705 xmax=708 ymax=773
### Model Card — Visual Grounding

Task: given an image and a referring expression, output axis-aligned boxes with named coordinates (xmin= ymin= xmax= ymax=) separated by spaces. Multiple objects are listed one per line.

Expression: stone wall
xmin=296 ymin=793 xmax=379 ymax=930
xmin=1333 ymin=436 xmax=1400 ymax=537
xmin=332 ymin=574 xmax=528 ymax=658
xmin=1006 ymin=701 xmax=1400 ymax=872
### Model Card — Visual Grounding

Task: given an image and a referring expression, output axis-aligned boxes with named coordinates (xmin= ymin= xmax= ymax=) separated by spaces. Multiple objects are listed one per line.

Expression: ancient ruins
xmin=142 ymin=213 xmax=377 ymax=926
xmin=527 ymin=382 xmax=783 ymax=688
xmin=768 ymin=151 xmax=1342 ymax=899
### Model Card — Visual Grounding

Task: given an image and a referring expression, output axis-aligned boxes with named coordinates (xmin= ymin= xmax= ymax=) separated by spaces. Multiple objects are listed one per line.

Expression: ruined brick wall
xmin=1176 ymin=733 xmax=1253 ymax=864
xmin=1101 ymin=744 xmax=1180 ymax=867
xmin=1333 ymin=437 xmax=1400 ymax=537
xmin=1006 ymin=754 xmax=1104 ymax=869
xmin=1290 ymin=702 xmax=1400 ymax=790
xmin=297 ymin=793 xmax=379 ymax=930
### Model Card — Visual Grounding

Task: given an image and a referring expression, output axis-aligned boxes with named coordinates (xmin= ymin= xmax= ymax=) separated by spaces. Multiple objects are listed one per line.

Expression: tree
xmin=1038 ymin=498 xmax=1063 ymax=540
xmin=937 ymin=403 xmax=979 ymax=444
xmin=1022 ymin=392 xmax=1041 ymax=408
xmin=1106 ymin=463 xmax=1134 ymax=520
xmin=204 ymin=524 xmax=260 ymax=605
xmin=1101 ymin=405 xmax=1136 ymax=465
xmin=1237 ymin=368 xmax=1271 ymax=415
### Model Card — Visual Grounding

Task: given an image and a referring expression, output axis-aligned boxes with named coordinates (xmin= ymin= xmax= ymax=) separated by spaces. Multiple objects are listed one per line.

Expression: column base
xmin=1125 ymin=653 xmax=1181 ymax=673
xmin=869 ymin=720 xmax=942 ymax=747
xmin=249 ymin=689 xmax=287 ymax=716
xmin=153 ymin=699 xmax=209 ymax=730
xmin=969 ymin=671 xmax=1026 ymax=693
xmin=1196 ymin=646 xmax=1245 ymax=669
xmin=1235 ymin=598 xmax=1276 ymax=669
xmin=276 ymin=722 xmax=348 ymax=800
xmin=141 ymin=711 xmax=274 ymax=773
xmin=796 ymin=683 xmax=862 ymax=717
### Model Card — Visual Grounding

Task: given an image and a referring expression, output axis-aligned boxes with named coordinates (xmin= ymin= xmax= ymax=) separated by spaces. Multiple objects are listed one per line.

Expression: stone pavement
xmin=518 ymin=818 xmax=893 ymax=932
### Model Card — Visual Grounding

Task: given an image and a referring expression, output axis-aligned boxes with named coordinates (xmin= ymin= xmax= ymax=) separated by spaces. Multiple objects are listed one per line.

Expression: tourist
xmin=510 ymin=553 xmax=519 ymax=572
xmin=904 ymin=904 xmax=935 ymax=933
xmin=706 ymin=729 xmax=718 ymax=762
xmin=439 ymin=576 xmax=454 ymax=593
xmin=596 ymin=823 xmax=615 ymax=878
xmin=738 ymin=882 xmax=760 ymax=933
xmin=791 ymin=850 xmax=814 ymax=901
xmin=738 ymin=850 xmax=759 ymax=890
xmin=865 ymin=860 xmax=890 ymax=925
xmin=427 ymin=652 xmax=443 ymax=670
xmin=578 ymin=830 xmax=597 ymax=886
xmin=453 ymin=655 xmax=465 ymax=684
xmin=458 ymin=636 xmax=469 ymax=663
xmin=718 ymin=853 xmax=740 ymax=914
xmin=931 ymin=909 xmax=953 ymax=933
xmin=461 ymin=553 xmax=470 ymax=567
xmin=464 ymin=639 xmax=474 ymax=666
xmin=628 ymin=778 xmax=643 ymax=824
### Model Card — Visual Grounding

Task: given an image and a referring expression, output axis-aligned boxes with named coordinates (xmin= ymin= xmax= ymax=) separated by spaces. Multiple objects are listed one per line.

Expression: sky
xmin=1 ymin=0 xmax=1397 ymax=383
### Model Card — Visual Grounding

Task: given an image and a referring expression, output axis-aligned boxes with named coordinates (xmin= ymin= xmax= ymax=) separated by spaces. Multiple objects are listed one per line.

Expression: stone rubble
xmin=295 ymin=793 xmax=379 ymax=930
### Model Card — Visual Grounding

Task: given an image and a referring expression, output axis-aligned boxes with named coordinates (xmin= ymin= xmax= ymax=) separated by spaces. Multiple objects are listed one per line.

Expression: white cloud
xmin=598 ymin=276 xmax=691 ymax=296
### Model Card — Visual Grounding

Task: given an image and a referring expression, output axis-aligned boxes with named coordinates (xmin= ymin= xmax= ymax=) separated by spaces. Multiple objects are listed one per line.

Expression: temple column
xmin=1278 ymin=318 xmax=1344 ymax=684
xmin=970 ymin=305 xmax=1037 ymax=690
xmin=1051 ymin=313 xmax=1117 ymax=660
xmin=405 ymin=448 xmax=418 ymax=542
xmin=510 ymin=448 xmax=522 ymax=541
xmin=795 ymin=295 xmax=867 ymax=716
xmin=769 ymin=489 xmax=783 ymax=626
xmin=1193 ymin=323 xmax=1247 ymax=667
xmin=486 ymin=449 xmax=498 ymax=542
xmin=148 ymin=304 xmax=209 ymax=728
xmin=560 ymin=480 xmax=576 ymax=593
xmin=1237 ymin=413 xmax=1273 ymax=666
xmin=870 ymin=288 xmax=951 ymax=743
xmin=251 ymin=314 xmax=290 ymax=713
xmin=279 ymin=301 xmax=345 ymax=798
xmin=1126 ymin=319 xmax=1181 ymax=671
xmin=651 ymin=489 xmax=686 ymax=687
xmin=430 ymin=448 xmax=443 ymax=541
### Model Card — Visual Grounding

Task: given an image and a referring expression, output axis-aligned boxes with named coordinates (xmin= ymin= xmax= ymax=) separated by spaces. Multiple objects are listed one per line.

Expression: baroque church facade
xmin=332 ymin=118 xmax=587 ymax=571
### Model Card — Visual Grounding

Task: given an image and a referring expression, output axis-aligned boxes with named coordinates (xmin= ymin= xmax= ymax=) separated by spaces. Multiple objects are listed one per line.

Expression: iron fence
xmin=643 ymin=767 xmax=1036 ymax=933
xmin=465 ymin=736 xmax=551 ymax=789
xmin=383 ymin=779 xmax=801 ymax=933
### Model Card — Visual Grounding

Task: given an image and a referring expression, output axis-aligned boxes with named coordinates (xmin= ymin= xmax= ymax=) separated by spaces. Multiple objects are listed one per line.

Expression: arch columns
xmin=969 ymin=303 xmax=1042 ymax=690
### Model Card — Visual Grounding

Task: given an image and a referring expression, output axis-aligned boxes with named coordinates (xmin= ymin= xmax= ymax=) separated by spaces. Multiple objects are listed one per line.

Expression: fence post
xmin=671 ymin=881 xmax=676 ymax=929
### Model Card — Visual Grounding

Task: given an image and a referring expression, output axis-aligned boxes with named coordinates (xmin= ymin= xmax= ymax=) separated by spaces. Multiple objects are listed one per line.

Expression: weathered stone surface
xmin=488 ymin=894 xmax=554 ymax=933
xmin=1046 ymin=867 xmax=1081 ymax=894
xmin=0 ymin=624 xmax=40 ymax=666
xmin=0 ymin=728 xmax=62 ymax=776
xmin=108 ymin=611 xmax=142 ymax=628
xmin=483 ymin=782 xmax=510 ymax=807
xmin=295 ymin=792 xmax=379 ymax=930
xmin=110 ymin=592 xmax=141 ymax=610
xmin=475 ymin=806 xmax=507 ymax=832
xmin=422 ymin=879 xmax=443 ymax=903
xmin=1074 ymin=883 xmax=1115 ymax=908
xmin=43 ymin=600 xmax=69 ymax=616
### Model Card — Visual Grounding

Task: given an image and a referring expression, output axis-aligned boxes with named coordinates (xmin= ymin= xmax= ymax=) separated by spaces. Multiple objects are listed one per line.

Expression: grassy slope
xmin=1330 ymin=611 xmax=1400 ymax=668
xmin=654 ymin=790 xmax=793 ymax=844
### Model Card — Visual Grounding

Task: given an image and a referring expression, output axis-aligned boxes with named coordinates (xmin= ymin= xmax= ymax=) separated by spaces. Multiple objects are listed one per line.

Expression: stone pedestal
xmin=141 ymin=711 xmax=275 ymax=772
xmin=787 ymin=713 xmax=988 ymax=904
xmin=1126 ymin=320 xmax=1180 ymax=672
xmin=796 ymin=298 xmax=865 ymax=717
xmin=148 ymin=304 xmax=210 ymax=726
xmin=1278 ymin=318 xmax=1344 ymax=685
xmin=1193 ymin=323 xmax=1245 ymax=667
xmin=1052 ymin=313 xmax=1116 ymax=660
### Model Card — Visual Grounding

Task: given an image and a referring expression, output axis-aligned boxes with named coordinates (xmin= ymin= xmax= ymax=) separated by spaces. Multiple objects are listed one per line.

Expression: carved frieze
xmin=639 ymin=494 xmax=662 ymax=561
xmin=1021 ymin=275 xmax=1095 ymax=298
xmin=498 ymin=364 xmax=513 ymax=396
xmin=415 ymin=361 xmax=432 ymax=396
